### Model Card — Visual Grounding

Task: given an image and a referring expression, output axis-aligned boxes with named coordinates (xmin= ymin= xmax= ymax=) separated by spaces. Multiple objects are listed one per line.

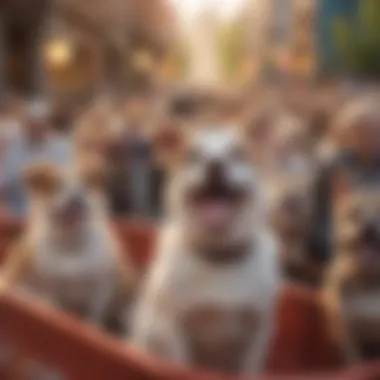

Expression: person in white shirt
xmin=0 ymin=99 xmax=73 ymax=217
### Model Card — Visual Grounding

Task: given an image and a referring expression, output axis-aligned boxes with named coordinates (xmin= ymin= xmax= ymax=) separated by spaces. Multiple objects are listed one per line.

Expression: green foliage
xmin=333 ymin=0 xmax=380 ymax=79
xmin=217 ymin=17 xmax=246 ymax=82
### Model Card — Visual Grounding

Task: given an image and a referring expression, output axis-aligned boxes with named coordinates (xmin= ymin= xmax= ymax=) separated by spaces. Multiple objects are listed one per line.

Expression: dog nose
xmin=66 ymin=193 xmax=85 ymax=210
xmin=207 ymin=161 xmax=225 ymax=183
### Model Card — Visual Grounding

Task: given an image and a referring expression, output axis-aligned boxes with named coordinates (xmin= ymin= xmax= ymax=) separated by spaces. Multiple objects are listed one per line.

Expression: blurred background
xmin=2 ymin=2 xmax=380 ymax=377
xmin=0 ymin=0 xmax=380 ymax=282
xmin=1 ymin=0 xmax=376 ymax=102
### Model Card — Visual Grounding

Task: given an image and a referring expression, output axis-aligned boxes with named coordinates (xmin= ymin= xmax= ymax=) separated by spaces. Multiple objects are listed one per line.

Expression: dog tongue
xmin=198 ymin=201 xmax=232 ymax=229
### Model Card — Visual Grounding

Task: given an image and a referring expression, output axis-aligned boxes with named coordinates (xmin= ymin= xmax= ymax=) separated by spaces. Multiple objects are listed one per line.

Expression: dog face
xmin=167 ymin=126 xmax=261 ymax=249
xmin=334 ymin=191 xmax=380 ymax=273
xmin=24 ymin=157 xmax=107 ymax=232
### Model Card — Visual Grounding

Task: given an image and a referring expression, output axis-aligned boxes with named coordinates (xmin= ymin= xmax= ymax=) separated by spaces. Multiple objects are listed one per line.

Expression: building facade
xmin=0 ymin=0 xmax=174 ymax=100
xmin=246 ymin=0 xmax=316 ymax=81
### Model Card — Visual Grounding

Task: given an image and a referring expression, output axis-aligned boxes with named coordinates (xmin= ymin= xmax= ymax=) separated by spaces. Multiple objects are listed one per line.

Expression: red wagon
xmin=0 ymin=218 xmax=379 ymax=380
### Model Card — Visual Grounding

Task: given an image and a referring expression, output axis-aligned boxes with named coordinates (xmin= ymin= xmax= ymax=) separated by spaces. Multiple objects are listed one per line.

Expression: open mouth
xmin=189 ymin=182 xmax=247 ymax=230
xmin=55 ymin=204 xmax=86 ymax=228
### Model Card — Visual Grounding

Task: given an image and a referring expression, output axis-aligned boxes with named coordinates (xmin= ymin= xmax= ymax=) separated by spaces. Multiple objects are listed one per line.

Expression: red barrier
xmin=0 ymin=218 xmax=379 ymax=380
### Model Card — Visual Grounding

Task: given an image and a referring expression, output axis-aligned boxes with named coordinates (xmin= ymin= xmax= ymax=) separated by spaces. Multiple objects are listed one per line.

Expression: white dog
xmin=132 ymin=126 xmax=279 ymax=374
xmin=1 ymin=156 xmax=136 ymax=333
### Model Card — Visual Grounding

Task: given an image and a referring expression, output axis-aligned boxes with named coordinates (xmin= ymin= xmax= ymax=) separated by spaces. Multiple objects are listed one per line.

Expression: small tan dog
xmin=132 ymin=126 xmax=279 ymax=375
xmin=1 ymin=156 xmax=136 ymax=333
xmin=324 ymin=190 xmax=380 ymax=364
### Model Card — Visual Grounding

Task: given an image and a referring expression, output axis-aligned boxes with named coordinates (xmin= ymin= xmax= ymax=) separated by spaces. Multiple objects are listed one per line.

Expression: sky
xmin=172 ymin=0 xmax=249 ymax=22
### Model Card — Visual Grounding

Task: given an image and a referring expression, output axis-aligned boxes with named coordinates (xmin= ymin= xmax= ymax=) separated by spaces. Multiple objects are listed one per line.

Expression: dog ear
xmin=23 ymin=163 xmax=61 ymax=196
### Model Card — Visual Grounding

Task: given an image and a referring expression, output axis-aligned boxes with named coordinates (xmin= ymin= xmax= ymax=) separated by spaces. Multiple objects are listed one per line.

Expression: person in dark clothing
xmin=124 ymin=94 xmax=167 ymax=220
xmin=307 ymin=96 xmax=380 ymax=265
xmin=128 ymin=129 xmax=166 ymax=219
xmin=102 ymin=122 xmax=166 ymax=220
xmin=150 ymin=164 xmax=166 ymax=218
xmin=74 ymin=96 xmax=166 ymax=219
xmin=105 ymin=136 xmax=134 ymax=216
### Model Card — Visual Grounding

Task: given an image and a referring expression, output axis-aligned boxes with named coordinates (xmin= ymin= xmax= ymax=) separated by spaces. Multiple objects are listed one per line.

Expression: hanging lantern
xmin=43 ymin=36 xmax=75 ymax=69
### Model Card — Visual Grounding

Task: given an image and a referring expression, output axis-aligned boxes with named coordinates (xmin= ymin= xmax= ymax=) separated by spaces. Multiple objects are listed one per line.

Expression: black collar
xmin=192 ymin=240 xmax=254 ymax=266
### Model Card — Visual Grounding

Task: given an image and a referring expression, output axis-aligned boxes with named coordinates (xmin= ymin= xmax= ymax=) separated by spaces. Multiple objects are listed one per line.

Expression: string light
xmin=44 ymin=37 xmax=75 ymax=68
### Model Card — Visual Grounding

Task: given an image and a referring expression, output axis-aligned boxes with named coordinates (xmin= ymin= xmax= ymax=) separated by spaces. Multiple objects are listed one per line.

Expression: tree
xmin=1 ymin=0 xmax=50 ymax=96
xmin=334 ymin=0 xmax=380 ymax=80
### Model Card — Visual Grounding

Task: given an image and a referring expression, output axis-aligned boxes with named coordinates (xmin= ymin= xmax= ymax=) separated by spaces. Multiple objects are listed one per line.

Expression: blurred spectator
xmin=105 ymin=121 xmax=165 ymax=219
xmin=125 ymin=96 xmax=152 ymax=216
xmin=268 ymin=179 xmax=321 ymax=287
xmin=74 ymin=100 xmax=112 ymax=158
xmin=51 ymin=105 xmax=74 ymax=134
xmin=104 ymin=121 xmax=134 ymax=217
xmin=270 ymin=113 xmax=315 ymax=180
xmin=244 ymin=105 xmax=278 ymax=171
xmin=307 ymin=95 xmax=380 ymax=264
xmin=0 ymin=99 xmax=73 ymax=217
xmin=75 ymin=96 xmax=165 ymax=219
xmin=125 ymin=96 xmax=166 ymax=219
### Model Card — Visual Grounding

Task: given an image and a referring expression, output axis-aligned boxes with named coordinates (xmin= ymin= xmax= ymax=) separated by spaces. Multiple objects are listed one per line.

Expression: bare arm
xmin=323 ymin=260 xmax=360 ymax=364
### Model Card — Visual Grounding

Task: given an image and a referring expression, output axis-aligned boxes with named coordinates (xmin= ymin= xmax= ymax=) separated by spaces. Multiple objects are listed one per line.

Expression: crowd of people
xmin=1 ymin=82 xmax=380 ymax=374
xmin=0 ymin=94 xmax=166 ymax=220
xmin=0 ymin=82 xmax=379 ymax=291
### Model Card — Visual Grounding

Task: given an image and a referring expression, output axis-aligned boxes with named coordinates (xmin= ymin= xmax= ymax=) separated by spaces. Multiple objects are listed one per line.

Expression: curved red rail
xmin=0 ymin=217 xmax=379 ymax=380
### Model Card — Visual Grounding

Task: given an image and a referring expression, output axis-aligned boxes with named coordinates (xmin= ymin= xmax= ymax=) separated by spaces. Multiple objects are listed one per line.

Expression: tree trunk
xmin=26 ymin=27 xmax=47 ymax=96
xmin=2 ymin=0 xmax=50 ymax=96
xmin=0 ymin=14 xmax=5 ymax=99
